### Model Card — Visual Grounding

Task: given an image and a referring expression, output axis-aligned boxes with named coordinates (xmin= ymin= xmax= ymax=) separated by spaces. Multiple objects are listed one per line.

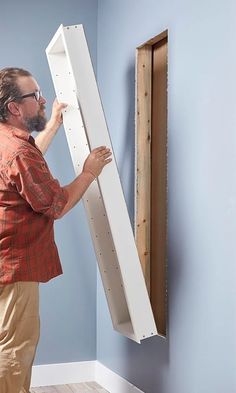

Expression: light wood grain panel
xmin=135 ymin=45 xmax=152 ymax=294
xmin=31 ymin=381 xmax=109 ymax=393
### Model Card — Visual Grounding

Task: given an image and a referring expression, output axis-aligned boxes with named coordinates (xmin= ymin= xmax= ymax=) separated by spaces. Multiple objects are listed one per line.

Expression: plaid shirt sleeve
xmin=5 ymin=149 xmax=68 ymax=219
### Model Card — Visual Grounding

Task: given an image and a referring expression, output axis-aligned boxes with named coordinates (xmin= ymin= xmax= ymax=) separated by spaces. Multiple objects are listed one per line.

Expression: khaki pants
xmin=0 ymin=282 xmax=40 ymax=393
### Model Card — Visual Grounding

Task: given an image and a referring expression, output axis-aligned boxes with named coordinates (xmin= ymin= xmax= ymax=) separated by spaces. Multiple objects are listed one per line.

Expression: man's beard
xmin=23 ymin=112 xmax=47 ymax=132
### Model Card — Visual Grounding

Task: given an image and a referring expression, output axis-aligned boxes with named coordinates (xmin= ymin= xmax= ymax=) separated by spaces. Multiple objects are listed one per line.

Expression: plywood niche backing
xmin=46 ymin=24 xmax=159 ymax=343
xmin=135 ymin=31 xmax=168 ymax=337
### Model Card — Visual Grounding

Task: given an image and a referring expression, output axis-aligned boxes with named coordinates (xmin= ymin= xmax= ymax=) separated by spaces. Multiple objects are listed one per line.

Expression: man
xmin=0 ymin=67 xmax=112 ymax=393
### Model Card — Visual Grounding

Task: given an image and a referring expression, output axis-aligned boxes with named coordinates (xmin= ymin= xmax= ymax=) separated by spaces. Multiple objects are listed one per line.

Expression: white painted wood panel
xmin=46 ymin=24 xmax=157 ymax=342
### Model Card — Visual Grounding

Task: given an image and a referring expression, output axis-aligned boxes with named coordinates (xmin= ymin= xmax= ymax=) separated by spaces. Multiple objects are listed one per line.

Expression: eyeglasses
xmin=14 ymin=90 xmax=43 ymax=102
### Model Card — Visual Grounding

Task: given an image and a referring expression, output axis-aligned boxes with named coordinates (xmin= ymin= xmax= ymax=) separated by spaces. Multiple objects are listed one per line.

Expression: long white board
xmin=46 ymin=24 xmax=158 ymax=343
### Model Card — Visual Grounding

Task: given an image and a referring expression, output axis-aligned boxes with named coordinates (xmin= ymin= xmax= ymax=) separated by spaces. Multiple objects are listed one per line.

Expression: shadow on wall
xmin=119 ymin=64 xmax=136 ymax=229
xmin=116 ymin=63 xmax=172 ymax=393
xmin=124 ymin=336 xmax=169 ymax=393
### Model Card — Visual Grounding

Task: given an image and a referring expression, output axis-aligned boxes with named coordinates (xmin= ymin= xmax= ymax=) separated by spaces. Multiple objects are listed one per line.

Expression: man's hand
xmin=46 ymin=98 xmax=67 ymax=132
xmin=83 ymin=146 xmax=112 ymax=178
xmin=58 ymin=146 xmax=112 ymax=218
xmin=35 ymin=99 xmax=67 ymax=155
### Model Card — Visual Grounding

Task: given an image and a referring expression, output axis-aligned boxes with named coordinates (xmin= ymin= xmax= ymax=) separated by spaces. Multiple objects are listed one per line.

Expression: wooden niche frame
xmin=135 ymin=30 xmax=168 ymax=337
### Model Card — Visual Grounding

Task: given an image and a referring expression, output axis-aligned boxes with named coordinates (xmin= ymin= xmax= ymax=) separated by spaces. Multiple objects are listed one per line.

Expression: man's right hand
xmin=83 ymin=146 xmax=112 ymax=178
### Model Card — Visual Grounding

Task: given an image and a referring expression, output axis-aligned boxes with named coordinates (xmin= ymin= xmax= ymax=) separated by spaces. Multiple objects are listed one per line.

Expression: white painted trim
xmin=95 ymin=361 xmax=144 ymax=393
xmin=31 ymin=361 xmax=144 ymax=393
xmin=31 ymin=361 xmax=95 ymax=387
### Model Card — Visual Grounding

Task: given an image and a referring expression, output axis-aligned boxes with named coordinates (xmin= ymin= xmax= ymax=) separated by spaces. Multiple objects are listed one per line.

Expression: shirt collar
xmin=0 ymin=123 xmax=36 ymax=146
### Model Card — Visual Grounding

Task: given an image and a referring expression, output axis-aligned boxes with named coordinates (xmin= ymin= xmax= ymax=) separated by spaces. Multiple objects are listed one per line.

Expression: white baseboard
xmin=31 ymin=361 xmax=96 ymax=387
xmin=95 ymin=361 xmax=144 ymax=393
xmin=31 ymin=360 xmax=144 ymax=393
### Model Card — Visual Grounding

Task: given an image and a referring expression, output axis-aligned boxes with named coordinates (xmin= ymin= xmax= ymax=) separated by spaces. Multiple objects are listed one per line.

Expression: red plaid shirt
xmin=0 ymin=124 xmax=68 ymax=284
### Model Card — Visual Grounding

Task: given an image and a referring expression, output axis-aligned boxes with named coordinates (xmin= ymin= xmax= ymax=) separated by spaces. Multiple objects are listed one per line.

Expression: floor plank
xmin=31 ymin=382 xmax=109 ymax=393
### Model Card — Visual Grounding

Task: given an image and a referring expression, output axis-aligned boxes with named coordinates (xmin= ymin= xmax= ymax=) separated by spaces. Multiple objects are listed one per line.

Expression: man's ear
xmin=7 ymin=101 xmax=20 ymax=116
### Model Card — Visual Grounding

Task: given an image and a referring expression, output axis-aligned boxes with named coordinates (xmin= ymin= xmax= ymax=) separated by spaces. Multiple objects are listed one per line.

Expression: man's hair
xmin=0 ymin=67 xmax=32 ymax=122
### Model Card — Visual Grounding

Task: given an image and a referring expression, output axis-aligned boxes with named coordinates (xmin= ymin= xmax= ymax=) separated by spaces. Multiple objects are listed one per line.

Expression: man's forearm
xmin=57 ymin=171 xmax=95 ymax=218
xmin=35 ymin=125 xmax=58 ymax=155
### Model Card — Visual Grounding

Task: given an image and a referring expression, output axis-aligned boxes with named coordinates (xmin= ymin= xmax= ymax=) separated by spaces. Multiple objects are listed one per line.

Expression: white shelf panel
xmin=46 ymin=24 xmax=158 ymax=343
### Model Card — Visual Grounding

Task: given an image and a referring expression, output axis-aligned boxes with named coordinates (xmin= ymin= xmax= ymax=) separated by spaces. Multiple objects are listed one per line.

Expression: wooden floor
xmin=31 ymin=381 xmax=109 ymax=392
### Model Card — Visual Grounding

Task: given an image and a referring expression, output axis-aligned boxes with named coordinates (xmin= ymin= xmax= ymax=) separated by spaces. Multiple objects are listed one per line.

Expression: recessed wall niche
xmin=135 ymin=30 xmax=168 ymax=337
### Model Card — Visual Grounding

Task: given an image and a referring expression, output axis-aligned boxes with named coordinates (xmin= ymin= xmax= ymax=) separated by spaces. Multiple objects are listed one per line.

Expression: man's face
xmin=16 ymin=76 xmax=47 ymax=132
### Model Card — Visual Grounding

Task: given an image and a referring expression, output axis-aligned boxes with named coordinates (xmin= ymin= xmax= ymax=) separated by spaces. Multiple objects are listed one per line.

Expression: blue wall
xmin=0 ymin=0 xmax=98 ymax=364
xmin=2 ymin=1 xmax=236 ymax=391
xmin=97 ymin=0 xmax=236 ymax=392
